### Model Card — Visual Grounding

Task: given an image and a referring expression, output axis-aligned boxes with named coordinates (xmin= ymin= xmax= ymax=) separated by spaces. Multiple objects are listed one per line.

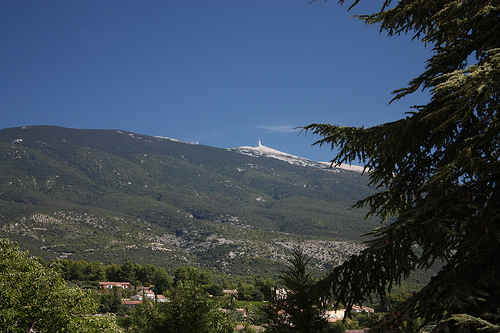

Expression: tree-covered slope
xmin=0 ymin=125 xmax=378 ymax=275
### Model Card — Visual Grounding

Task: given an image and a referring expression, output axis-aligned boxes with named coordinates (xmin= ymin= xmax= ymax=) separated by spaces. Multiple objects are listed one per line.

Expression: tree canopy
xmin=132 ymin=266 xmax=234 ymax=333
xmin=0 ymin=238 xmax=122 ymax=332
xmin=304 ymin=1 xmax=499 ymax=332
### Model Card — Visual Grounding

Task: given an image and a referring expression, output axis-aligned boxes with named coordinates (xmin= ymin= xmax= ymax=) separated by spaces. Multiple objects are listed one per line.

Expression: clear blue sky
xmin=1 ymin=0 xmax=431 ymax=162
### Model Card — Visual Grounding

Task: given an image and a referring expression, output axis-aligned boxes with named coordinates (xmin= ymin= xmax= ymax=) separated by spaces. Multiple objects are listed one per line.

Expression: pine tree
xmin=266 ymin=246 xmax=329 ymax=333
xmin=304 ymin=1 xmax=500 ymax=332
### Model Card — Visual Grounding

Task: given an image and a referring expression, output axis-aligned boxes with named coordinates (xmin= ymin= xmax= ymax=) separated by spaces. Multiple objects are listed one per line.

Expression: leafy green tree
xmin=71 ymin=260 xmax=87 ymax=281
xmin=99 ymin=288 xmax=124 ymax=314
xmin=135 ymin=263 xmax=156 ymax=285
xmin=237 ymin=282 xmax=257 ymax=301
xmin=206 ymin=283 xmax=224 ymax=297
xmin=85 ymin=261 xmax=106 ymax=281
xmin=105 ymin=264 xmax=121 ymax=282
xmin=118 ymin=261 xmax=136 ymax=282
xmin=255 ymin=277 xmax=276 ymax=301
xmin=132 ymin=267 xmax=234 ymax=333
xmin=266 ymin=246 xmax=328 ymax=333
xmin=54 ymin=259 xmax=106 ymax=282
xmin=0 ymin=238 xmax=122 ymax=332
xmin=304 ymin=1 xmax=500 ymax=331
xmin=173 ymin=266 xmax=211 ymax=287
xmin=152 ymin=267 xmax=173 ymax=296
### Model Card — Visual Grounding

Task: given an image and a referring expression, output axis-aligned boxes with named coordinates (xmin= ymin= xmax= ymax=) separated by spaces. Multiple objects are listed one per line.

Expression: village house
xmin=137 ymin=290 xmax=154 ymax=299
xmin=235 ymin=308 xmax=246 ymax=317
xmin=222 ymin=289 xmax=238 ymax=297
xmin=323 ymin=305 xmax=374 ymax=323
xmin=99 ymin=282 xmax=131 ymax=289
xmin=274 ymin=288 xmax=287 ymax=300
xmin=156 ymin=294 xmax=167 ymax=302
xmin=121 ymin=289 xmax=167 ymax=308
xmin=122 ymin=300 xmax=141 ymax=309
xmin=135 ymin=285 xmax=153 ymax=293
xmin=133 ymin=290 xmax=166 ymax=302
xmin=351 ymin=305 xmax=375 ymax=313
xmin=325 ymin=309 xmax=346 ymax=323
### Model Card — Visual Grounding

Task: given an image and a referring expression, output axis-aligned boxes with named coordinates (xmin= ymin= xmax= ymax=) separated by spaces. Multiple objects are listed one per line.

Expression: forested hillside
xmin=0 ymin=125 xmax=378 ymax=276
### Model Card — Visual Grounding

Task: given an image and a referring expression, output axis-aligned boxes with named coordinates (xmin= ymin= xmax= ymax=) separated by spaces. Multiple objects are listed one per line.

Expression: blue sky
xmin=1 ymin=0 xmax=431 ymax=162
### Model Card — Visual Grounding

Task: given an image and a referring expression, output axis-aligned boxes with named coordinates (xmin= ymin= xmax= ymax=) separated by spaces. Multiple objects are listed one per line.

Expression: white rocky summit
xmin=231 ymin=140 xmax=364 ymax=173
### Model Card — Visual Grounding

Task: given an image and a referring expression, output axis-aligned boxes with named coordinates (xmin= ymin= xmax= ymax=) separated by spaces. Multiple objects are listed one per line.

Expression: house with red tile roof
xmin=99 ymin=282 xmax=131 ymax=289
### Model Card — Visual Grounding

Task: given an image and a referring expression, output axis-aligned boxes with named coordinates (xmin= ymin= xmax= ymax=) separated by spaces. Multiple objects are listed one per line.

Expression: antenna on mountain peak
xmin=258 ymin=139 xmax=263 ymax=147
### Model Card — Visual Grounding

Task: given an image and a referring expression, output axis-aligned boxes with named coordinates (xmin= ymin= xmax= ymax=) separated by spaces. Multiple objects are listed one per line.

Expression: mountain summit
xmin=232 ymin=140 xmax=364 ymax=172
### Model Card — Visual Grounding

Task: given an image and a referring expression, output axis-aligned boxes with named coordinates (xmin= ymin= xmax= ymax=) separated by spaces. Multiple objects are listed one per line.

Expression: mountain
xmin=0 ymin=125 xmax=378 ymax=277
xmin=232 ymin=139 xmax=365 ymax=172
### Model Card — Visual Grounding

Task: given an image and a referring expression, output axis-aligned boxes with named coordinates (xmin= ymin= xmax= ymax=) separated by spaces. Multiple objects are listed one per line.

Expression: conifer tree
xmin=266 ymin=246 xmax=328 ymax=333
xmin=304 ymin=1 xmax=500 ymax=331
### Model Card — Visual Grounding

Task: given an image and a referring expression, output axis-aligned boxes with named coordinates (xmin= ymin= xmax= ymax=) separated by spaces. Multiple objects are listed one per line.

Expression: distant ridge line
xmin=231 ymin=142 xmax=364 ymax=173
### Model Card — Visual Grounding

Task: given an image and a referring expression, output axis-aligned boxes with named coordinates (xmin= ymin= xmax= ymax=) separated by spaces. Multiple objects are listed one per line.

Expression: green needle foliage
xmin=266 ymin=246 xmax=329 ymax=333
xmin=304 ymin=1 xmax=500 ymax=332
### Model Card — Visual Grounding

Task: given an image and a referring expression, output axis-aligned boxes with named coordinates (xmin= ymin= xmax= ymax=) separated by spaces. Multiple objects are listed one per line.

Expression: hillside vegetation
xmin=0 ymin=126 xmax=378 ymax=276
